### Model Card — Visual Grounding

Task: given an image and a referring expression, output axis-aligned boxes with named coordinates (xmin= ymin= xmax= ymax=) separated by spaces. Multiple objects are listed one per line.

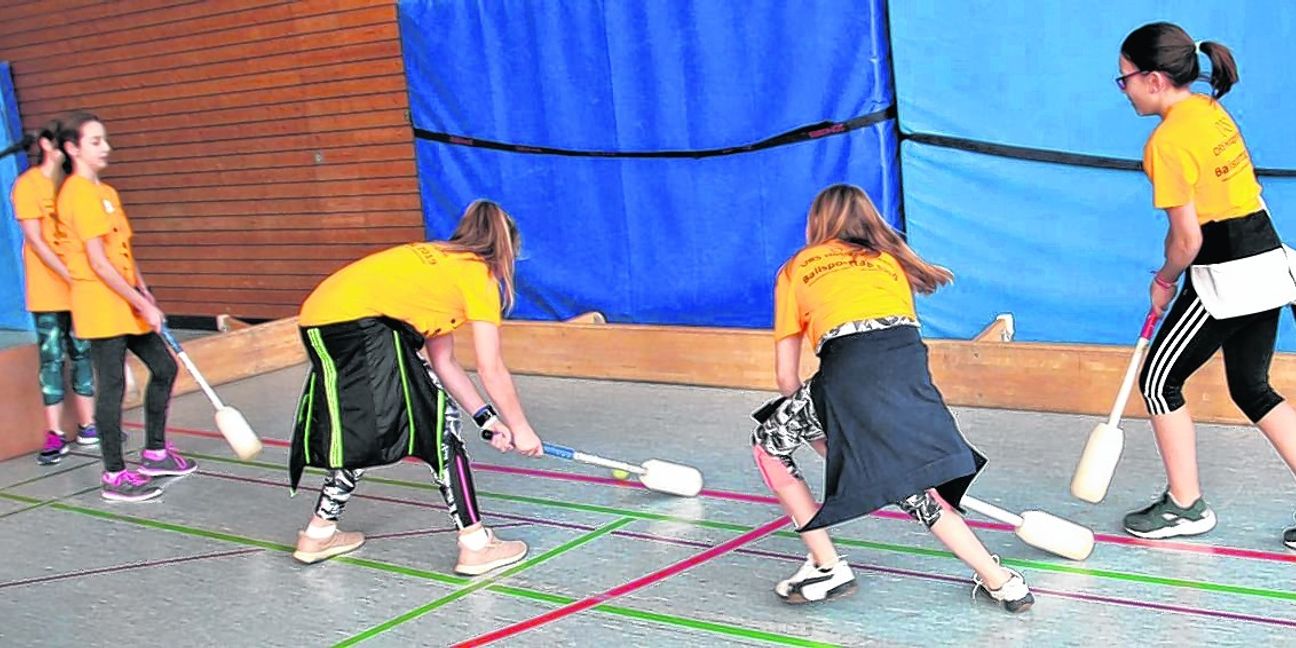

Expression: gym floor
xmin=2 ymin=366 xmax=1293 ymax=647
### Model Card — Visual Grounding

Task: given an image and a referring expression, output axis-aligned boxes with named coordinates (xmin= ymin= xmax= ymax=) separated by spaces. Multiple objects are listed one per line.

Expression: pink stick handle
xmin=1140 ymin=309 xmax=1160 ymax=340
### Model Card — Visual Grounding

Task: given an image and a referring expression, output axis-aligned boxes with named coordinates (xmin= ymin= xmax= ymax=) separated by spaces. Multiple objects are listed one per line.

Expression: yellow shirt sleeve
xmin=11 ymin=177 xmax=41 ymax=221
xmin=1144 ymin=137 xmax=1198 ymax=209
xmin=462 ymin=266 xmax=502 ymax=325
xmin=67 ymin=183 xmax=111 ymax=241
xmin=772 ymin=264 xmax=804 ymax=341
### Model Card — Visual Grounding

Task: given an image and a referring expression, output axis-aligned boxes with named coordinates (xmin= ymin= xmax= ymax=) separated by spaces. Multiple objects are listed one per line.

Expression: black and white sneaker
xmin=774 ymin=554 xmax=857 ymax=604
xmin=972 ymin=557 xmax=1034 ymax=613
xmin=1122 ymin=491 xmax=1217 ymax=539
xmin=1283 ymin=514 xmax=1295 ymax=551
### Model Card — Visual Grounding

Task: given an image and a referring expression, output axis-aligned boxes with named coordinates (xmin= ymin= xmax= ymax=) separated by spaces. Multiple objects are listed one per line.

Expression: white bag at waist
xmin=1189 ymin=245 xmax=1296 ymax=319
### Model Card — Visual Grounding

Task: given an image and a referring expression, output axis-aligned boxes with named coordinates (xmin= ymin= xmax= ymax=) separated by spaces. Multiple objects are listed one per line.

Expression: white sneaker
xmin=775 ymin=554 xmax=857 ymax=604
xmin=972 ymin=556 xmax=1034 ymax=613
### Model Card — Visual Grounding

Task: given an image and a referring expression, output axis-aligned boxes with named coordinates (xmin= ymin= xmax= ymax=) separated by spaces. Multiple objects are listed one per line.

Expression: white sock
xmin=459 ymin=527 xmax=489 ymax=551
xmin=305 ymin=522 xmax=337 ymax=539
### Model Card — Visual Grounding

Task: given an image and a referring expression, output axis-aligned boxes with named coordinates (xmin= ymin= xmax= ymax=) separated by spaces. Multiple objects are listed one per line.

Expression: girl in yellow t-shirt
xmin=1115 ymin=22 xmax=1296 ymax=548
xmin=289 ymin=200 xmax=542 ymax=576
xmin=56 ymin=112 xmax=195 ymax=503
xmin=4 ymin=118 xmax=97 ymax=463
xmin=750 ymin=184 xmax=1033 ymax=611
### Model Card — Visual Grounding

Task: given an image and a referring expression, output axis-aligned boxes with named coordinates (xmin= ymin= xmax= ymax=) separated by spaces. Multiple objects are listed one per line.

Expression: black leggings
xmin=1139 ymin=281 xmax=1284 ymax=422
xmin=90 ymin=333 xmax=177 ymax=472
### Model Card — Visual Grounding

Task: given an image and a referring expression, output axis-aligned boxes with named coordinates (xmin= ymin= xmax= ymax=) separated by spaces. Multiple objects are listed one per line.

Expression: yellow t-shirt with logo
xmin=1143 ymin=94 xmax=1263 ymax=224
xmin=300 ymin=243 xmax=502 ymax=337
xmin=774 ymin=241 xmax=917 ymax=345
xmin=11 ymin=168 xmax=71 ymax=312
xmin=56 ymin=175 xmax=149 ymax=339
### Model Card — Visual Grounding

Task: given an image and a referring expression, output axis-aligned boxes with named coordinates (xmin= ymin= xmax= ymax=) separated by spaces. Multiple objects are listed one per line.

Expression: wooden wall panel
xmin=0 ymin=0 xmax=422 ymax=320
xmin=34 ymin=21 xmax=397 ymax=86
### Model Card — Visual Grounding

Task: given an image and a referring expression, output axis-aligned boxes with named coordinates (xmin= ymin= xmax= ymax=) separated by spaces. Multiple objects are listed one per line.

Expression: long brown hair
xmin=441 ymin=199 xmax=521 ymax=312
xmin=804 ymin=184 xmax=952 ymax=294
xmin=56 ymin=110 xmax=102 ymax=175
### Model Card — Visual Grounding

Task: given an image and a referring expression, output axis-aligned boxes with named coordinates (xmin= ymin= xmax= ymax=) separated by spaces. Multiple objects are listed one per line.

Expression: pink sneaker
xmin=36 ymin=431 xmax=69 ymax=465
xmin=101 ymin=470 xmax=162 ymax=502
xmin=138 ymin=443 xmax=197 ymax=477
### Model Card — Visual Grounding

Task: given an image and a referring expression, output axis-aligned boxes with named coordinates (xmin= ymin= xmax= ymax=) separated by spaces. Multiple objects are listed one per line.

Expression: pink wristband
xmin=1153 ymin=275 xmax=1176 ymax=289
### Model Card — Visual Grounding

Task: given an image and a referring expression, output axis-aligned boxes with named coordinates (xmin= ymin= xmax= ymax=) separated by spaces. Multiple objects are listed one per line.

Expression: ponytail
xmin=0 ymin=132 xmax=35 ymax=160
xmin=1198 ymin=41 xmax=1239 ymax=99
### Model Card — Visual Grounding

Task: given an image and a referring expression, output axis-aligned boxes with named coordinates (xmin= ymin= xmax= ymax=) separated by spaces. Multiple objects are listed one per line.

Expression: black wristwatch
xmin=473 ymin=404 xmax=500 ymax=431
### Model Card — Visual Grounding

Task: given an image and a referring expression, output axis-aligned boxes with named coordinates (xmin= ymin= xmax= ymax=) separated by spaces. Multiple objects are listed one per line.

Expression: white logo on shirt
xmin=102 ymin=199 xmax=115 ymax=214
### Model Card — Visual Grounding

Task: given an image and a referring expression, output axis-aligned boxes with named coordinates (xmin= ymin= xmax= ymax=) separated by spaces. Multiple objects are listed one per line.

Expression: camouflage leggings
xmin=33 ymin=311 xmax=94 ymax=406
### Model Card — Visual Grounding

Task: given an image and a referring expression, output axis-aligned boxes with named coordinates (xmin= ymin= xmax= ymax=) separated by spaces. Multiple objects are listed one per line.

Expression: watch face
xmin=473 ymin=405 xmax=497 ymax=427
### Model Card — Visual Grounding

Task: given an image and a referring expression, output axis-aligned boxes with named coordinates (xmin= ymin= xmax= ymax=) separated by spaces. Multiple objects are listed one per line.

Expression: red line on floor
xmin=451 ymin=517 xmax=791 ymax=647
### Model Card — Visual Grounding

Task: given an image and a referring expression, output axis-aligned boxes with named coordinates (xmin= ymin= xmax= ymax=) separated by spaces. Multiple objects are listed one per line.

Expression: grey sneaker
xmin=972 ymin=557 xmax=1034 ymax=613
xmin=101 ymin=470 xmax=162 ymax=502
xmin=138 ymin=444 xmax=197 ymax=477
xmin=1123 ymin=491 xmax=1217 ymax=539
xmin=75 ymin=423 xmax=99 ymax=445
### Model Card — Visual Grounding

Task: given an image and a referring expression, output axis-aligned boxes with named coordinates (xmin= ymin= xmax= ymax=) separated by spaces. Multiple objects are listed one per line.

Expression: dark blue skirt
xmin=801 ymin=325 xmax=986 ymax=531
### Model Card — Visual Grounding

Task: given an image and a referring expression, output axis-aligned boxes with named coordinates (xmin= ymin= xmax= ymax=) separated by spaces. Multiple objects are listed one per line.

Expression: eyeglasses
xmin=1115 ymin=70 xmax=1151 ymax=90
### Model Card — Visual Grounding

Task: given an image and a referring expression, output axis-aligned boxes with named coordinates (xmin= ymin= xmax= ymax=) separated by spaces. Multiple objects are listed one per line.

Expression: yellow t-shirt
xmin=56 ymin=175 xmax=149 ymax=339
xmin=1143 ymin=94 xmax=1263 ymax=224
xmin=774 ymin=241 xmax=917 ymax=345
xmin=10 ymin=168 xmax=71 ymax=312
xmin=299 ymin=243 xmax=502 ymax=337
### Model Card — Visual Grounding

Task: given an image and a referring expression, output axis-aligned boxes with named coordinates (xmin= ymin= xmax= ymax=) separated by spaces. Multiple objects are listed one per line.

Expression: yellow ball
xmin=612 ymin=469 xmax=631 ymax=480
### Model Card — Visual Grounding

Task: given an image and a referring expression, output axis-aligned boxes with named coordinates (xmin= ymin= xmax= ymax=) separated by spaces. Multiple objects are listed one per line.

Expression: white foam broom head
xmin=639 ymin=460 xmax=704 ymax=497
xmin=1017 ymin=511 xmax=1096 ymax=561
xmin=216 ymin=406 xmax=263 ymax=460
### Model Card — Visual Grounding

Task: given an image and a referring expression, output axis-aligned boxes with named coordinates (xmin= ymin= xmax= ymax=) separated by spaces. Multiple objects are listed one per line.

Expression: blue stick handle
xmin=542 ymin=443 xmax=576 ymax=460
xmin=481 ymin=430 xmax=643 ymax=474
xmin=482 ymin=430 xmax=574 ymax=460
xmin=159 ymin=324 xmax=183 ymax=353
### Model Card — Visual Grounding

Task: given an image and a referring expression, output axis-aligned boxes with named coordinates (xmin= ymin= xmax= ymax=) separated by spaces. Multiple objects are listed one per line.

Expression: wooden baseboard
xmin=445 ymin=317 xmax=1283 ymax=426
xmin=108 ymin=313 xmax=1284 ymax=427
xmin=215 ymin=314 xmax=255 ymax=333
xmin=122 ymin=318 xmax=306 ymax=410
xmin=0 ymin=344 xmax=79 ymax=460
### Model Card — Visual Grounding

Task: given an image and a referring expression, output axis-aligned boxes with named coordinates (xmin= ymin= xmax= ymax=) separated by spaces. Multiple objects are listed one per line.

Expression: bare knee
xmin=752 ymin=445 xmax=800 ymax=491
